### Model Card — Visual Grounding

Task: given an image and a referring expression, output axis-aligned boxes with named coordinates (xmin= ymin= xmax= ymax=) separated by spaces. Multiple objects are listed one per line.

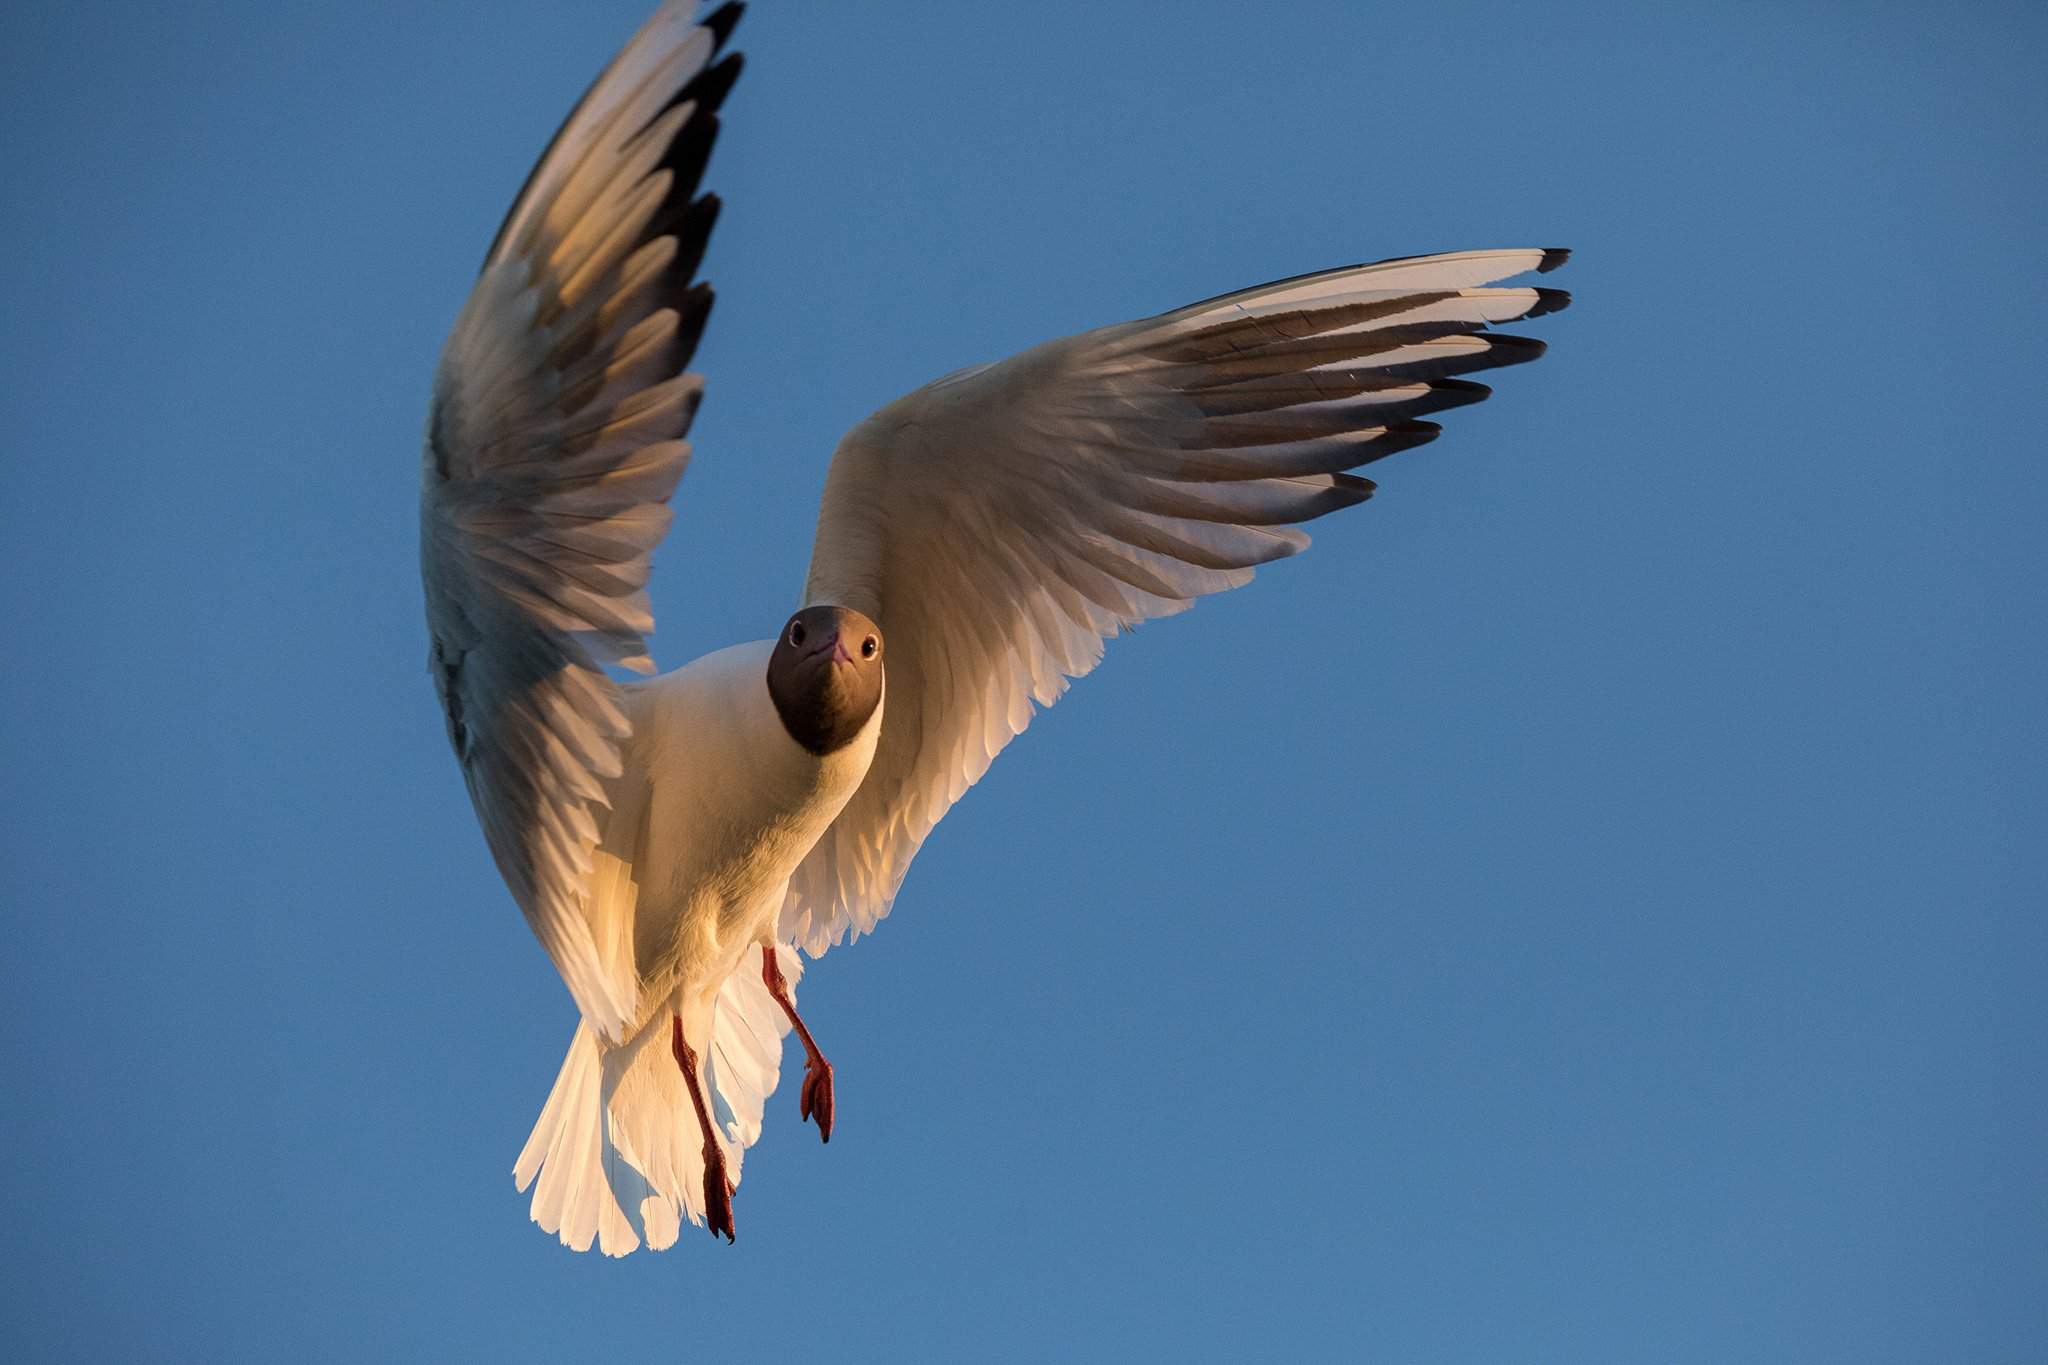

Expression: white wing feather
xmin=422 ymin=0 xmax=742 ymax=1040
xmin=780 ymin=248 xmax=1570 ymax=955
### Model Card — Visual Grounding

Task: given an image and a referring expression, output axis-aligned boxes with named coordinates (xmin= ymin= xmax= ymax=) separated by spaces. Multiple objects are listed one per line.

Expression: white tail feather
xmin=513 ymin=944 xmax=802 ymax=1255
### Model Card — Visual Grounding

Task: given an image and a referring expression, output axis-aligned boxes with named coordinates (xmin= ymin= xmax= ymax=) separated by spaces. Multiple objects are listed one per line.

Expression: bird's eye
xmin=861 ymin=635 xmax=878 ymax=659
xmin=788 ymin=621 xmax=806 ymax=647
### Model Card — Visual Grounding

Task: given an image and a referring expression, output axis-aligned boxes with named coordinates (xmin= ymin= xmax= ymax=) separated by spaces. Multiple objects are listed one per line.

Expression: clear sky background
xmin=2 ymin=2 xmax=2042 ymax=1361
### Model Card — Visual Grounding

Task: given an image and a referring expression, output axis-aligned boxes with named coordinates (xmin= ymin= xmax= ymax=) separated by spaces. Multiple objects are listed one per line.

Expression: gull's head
xmin=766 ymin=604 xmax=885 ymax=755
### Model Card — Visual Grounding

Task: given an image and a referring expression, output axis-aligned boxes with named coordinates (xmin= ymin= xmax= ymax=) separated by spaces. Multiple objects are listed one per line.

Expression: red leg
xmin=762 ymin=947 xmax=835 ymax=1143
xmin=670 ymin=1015 xmax=736 ymax=1243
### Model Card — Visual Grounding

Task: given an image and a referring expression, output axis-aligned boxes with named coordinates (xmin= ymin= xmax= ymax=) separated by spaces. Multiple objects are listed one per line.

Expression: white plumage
xmin=421 ymin=0 xmax=1569 ymax=1252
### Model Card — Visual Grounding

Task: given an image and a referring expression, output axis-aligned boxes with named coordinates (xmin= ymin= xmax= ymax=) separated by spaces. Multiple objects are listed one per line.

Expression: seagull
xmin=422 ymin=0 xmax=1569 ymax=1254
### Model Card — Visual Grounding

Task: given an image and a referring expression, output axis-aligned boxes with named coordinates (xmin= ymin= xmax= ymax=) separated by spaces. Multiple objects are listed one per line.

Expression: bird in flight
xmin=422 ymin=0 xmax=1569 ymax=1253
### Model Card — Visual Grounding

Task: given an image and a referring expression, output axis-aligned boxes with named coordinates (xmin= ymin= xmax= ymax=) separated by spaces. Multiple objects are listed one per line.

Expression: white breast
xmin=601 ymin=639 xmax=882 ymax=1006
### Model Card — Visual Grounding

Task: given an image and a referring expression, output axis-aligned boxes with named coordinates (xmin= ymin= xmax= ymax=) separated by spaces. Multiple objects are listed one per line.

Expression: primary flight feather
xmin=422 ymin=0 xmax=1570 ymax=1253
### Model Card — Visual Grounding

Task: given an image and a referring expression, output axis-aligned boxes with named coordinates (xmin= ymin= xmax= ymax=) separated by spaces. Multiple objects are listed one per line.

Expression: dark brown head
xmin=766 ymin=604 xmax=885 ymax=755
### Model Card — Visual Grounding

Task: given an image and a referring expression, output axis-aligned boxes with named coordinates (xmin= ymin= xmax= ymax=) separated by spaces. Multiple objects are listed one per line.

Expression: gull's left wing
xmin=781 ymin=248 xmax=1570 ymax=956
xmin=421 ymin=1 xmax=741 ymax=1041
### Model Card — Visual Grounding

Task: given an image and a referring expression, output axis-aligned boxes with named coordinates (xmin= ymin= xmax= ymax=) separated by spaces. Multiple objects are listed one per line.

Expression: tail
xmin=512 ymin=944 xmax=804 ymax=1255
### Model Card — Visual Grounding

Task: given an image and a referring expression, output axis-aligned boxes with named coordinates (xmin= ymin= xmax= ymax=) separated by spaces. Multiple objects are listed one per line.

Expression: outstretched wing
xmin=780 ymin=248 xmax=1570 ymax=955
xmin=422 ymin=1 xmax=743 ymax=1041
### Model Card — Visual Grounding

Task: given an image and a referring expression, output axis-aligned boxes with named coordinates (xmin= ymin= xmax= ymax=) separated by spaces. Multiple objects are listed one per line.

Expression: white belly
xmin=597 ymin=639 xmax=881 ymax=1024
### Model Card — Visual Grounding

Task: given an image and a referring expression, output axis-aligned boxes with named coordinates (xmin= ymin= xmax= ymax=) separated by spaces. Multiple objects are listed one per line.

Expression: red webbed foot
xmin=798 ymin=1053 xmax=835 ymax=1143
xmin=701 ymin=1144 xmax=736 ymax=1243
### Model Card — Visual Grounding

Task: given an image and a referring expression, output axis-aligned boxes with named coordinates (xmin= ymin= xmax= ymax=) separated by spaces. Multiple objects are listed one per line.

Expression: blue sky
xmin=2 ymin=2 xmax=2043 ymax=1361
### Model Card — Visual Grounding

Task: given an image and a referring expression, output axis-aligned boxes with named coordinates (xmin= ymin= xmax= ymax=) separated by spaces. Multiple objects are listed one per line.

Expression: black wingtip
xmin=1537 ymin=247 xmax=1571 ymax=273
xmin=1347 ymin=421 xmax=1441 ymax=469
xmin=657 ymin=191 xmax=721 ymax=284
xmin=1525 ymin=287 xmax=1572 ymax=318
xmin=1482 ymin=333 xmax=1549 ymax=363
xmin=1430 ymin=378 xmax=1493 ymax=409
xmin=670 ymin=282 xmax=716 ymax=369
xmin=671 ymin=50 xmax=743 ymax=119
xmin=653 ymin=51 xmax=744 ymax=134
xmin=704 ymin=1 xmax=744 ymax=50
